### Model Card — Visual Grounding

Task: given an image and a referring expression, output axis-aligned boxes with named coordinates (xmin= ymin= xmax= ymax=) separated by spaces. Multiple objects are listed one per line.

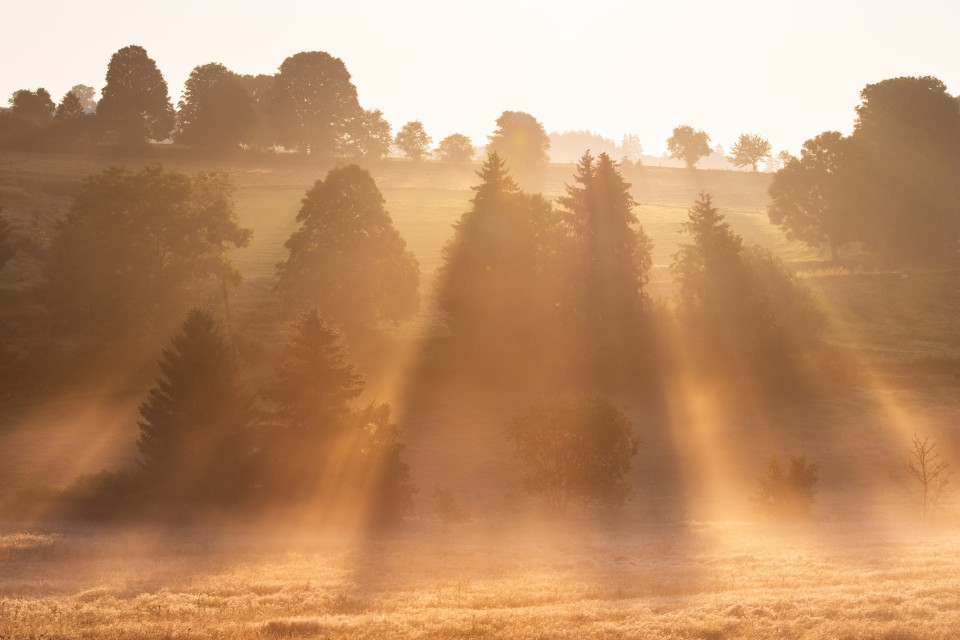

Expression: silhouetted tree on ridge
xmin=97 ymin=45 xmax=174 ymax=148
xmin=9 ymin=88 xmax=55 ymax=123
xmin=271 ymin=51 xmax=361 ymax=156
xmin=176 ymin=62 xmax=256 ymax=152
xmin=728 ymin=133 xmax=772 ymax=171
xmin=487 ymin=111 xmax=550 ymax=176
xmin=343 ymin=108 xmax=393 ymax=160
xmin=394 ymin=121 xmax=431 ymax=160
xmin=666 ymin=125 xmax=711 ymax=169
xmin=435 ymin=133 xmax=475 ymax=163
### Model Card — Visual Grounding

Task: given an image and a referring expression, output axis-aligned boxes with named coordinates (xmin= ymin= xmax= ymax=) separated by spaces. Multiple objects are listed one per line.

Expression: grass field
xmin=1 ymin=521 xmax=959 ymax=639
xmin=1 ymin=149 xmax=959 ymax=639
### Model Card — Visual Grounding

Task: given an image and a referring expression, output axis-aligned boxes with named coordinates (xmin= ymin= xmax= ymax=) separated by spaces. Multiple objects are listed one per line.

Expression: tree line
xmin=767 ymin=76 xmax=960 ymax=268
xmin=3 ymin=45 xmax=783 ymax=173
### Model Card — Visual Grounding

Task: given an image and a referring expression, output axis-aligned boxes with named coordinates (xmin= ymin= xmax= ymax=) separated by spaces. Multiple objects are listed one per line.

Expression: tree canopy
xmin=272 ymin=51 xmax=361 ymax=155
xmin=667 ymin=125 xmax=711 ymax=169
xmin=343 ymin=108 xmax=393 ymax=160
xmin=435 ymin=133 xmax=475 ymax=163
xmin=487 ymin=111 xmax=550 ymax=174
xmin=768 ymin=76 xmax=960 ymax=267
xmin=852 ymin=76 xmax=960 ymax=265
xmin=44 ymin=164 xmax=252 ymax=342
xmin=9 ymin=88 xmax=55 ymax=123
xmin=394 ymin=121 xmax=432 ymax=160
xmin=69 ymin=84 xmax=97 ymax=111
xmin=510 ymin=394 xmax=639 ymax=514
xmin=275 ymin=164 xmax=420 ymax=330
xmin=728 ymin=133 xmax=772 ymax=171
xmin=97 ymin=45 xmax=174 ymax=148
xmin=767 ymin=131 xmax=866 ymax=262
xmin=176 ymin=63 xmax=256 ymax=152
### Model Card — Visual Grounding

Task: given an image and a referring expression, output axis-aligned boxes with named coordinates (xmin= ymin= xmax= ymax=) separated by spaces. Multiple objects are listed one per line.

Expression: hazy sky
xmin=3 ymin=0 xmax=958 ymax=155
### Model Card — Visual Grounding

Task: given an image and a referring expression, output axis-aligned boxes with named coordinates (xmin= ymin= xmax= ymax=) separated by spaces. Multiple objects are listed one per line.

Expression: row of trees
xmin=768 ymin=76 xmax=960 ymax=267
xmin=5 ymin=44 xmax=788 ymax=175
xmin=2 ymin=46 xmax=548 ymax=171
xmin=80 ymin=306 xmax=415 ymax=521
xmin=667 ymin=126 xmax=773 ymax=171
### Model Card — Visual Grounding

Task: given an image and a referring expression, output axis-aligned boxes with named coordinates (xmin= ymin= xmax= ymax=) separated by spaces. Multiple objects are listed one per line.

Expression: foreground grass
xmin=1 ymin=520 xmax=957 ymax=639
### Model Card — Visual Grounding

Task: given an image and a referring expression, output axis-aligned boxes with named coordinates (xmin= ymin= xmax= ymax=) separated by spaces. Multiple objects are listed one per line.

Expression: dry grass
xmin=0 ymin=520 xmax=958 ymax=639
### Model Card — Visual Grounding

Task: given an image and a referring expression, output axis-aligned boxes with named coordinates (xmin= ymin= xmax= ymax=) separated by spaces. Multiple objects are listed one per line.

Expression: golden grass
xmin=1 ymin=521 xmax=958 ymax=639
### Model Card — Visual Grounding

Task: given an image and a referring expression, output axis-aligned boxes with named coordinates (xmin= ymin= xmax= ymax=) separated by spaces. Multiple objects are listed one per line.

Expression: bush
xmin=509 ymin=394 xmax=639 ymax=514
xmin=751 ymin=454 xmax=819 ymax=519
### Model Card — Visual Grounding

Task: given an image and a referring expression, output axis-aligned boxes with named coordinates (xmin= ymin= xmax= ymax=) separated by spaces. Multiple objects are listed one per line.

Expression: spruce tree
xmin=559 ymin=152 xmax=654 ymax=385
xmin=136 ymin=309 xmax=255 ymax=505
xmin=435 ymin=153 xmax=565 ymax=382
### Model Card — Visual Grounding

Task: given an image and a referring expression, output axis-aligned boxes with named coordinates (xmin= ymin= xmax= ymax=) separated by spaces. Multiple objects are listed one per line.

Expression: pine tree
xmin=136 ymin=309 xmax=255 ymax=504
xmin=435 ymin=153 xmax=565 ymax=380
xmin=559 ymin=152 xmax=654 ymax=385
xmin=261 ymin=309 xmax=363 ymax=496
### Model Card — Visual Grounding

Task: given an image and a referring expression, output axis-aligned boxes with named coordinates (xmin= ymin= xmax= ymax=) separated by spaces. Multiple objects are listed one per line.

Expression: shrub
xmin=751 ymin=454 xmax=819 ymax=519
xmin=509 ymin=394 xmax=639 ymax=514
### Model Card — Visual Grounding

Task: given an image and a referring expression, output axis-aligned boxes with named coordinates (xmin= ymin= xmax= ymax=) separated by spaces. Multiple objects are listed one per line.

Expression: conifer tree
xmin=559 ymin=152 xmax=654 ymax=385
xmin=435 ymin=153 xmax=564 ymax=379
xmin=136 ymin=309 xmax=256 ymax=504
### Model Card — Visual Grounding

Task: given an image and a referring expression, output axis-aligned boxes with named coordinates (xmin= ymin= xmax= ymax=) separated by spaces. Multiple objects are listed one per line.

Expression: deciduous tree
xmin=275 ymin=165 xmax=419 ymax=330
xmin=343 ymin=108 xmax=393 ymax=160
xmin=510 ymin=394 xmax=639 ymax=514
xmin=176 ymin=63 xmax=256 ymax=152
xmin=851 ymin=76 xmax=960 ymax=266
xmin=666 ymin=125 xmax=711 ymax=169
xmin=728 ymin=133 xmax=772 ymax=171
xmin=44 ymin=164 xmax=252 ymax=342
xmin=272 ymin=51 xmax=361 ymax=155
xmin=9 ymin=88 xmax=55 ymax=123
xmin=69 ymin=84 xmax=97 ymax=111
xmin=394 ymin=120 xmax=431 ymax=160
xmin=97 ymin=45 xmax=174 ymax=147
xmin=767 ymin=131 xmax=866 ymax=262
xmin=487 ymin=111 xmax=550 ymax=174
xmin=435 ymin=133 xmax=474 ymax=163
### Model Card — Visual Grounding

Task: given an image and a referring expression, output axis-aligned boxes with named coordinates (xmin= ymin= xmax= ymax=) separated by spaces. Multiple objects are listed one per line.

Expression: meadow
xmin=1 ymin=149 xmax=959 ymax=639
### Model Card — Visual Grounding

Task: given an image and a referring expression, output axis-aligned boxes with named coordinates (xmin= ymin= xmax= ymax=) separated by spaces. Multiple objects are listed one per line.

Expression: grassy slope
xmin=1 ymin=149 xmax=958 ymax=515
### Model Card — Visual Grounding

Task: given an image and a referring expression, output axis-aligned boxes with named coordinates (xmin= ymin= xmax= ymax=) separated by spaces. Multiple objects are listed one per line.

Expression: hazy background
xmin=3 ymin=0 xmax=959 ymax=155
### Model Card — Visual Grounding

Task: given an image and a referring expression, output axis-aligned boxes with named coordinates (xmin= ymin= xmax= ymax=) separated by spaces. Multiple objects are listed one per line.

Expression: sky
xmin=3 ymin=0 xmax=959 ymax=156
